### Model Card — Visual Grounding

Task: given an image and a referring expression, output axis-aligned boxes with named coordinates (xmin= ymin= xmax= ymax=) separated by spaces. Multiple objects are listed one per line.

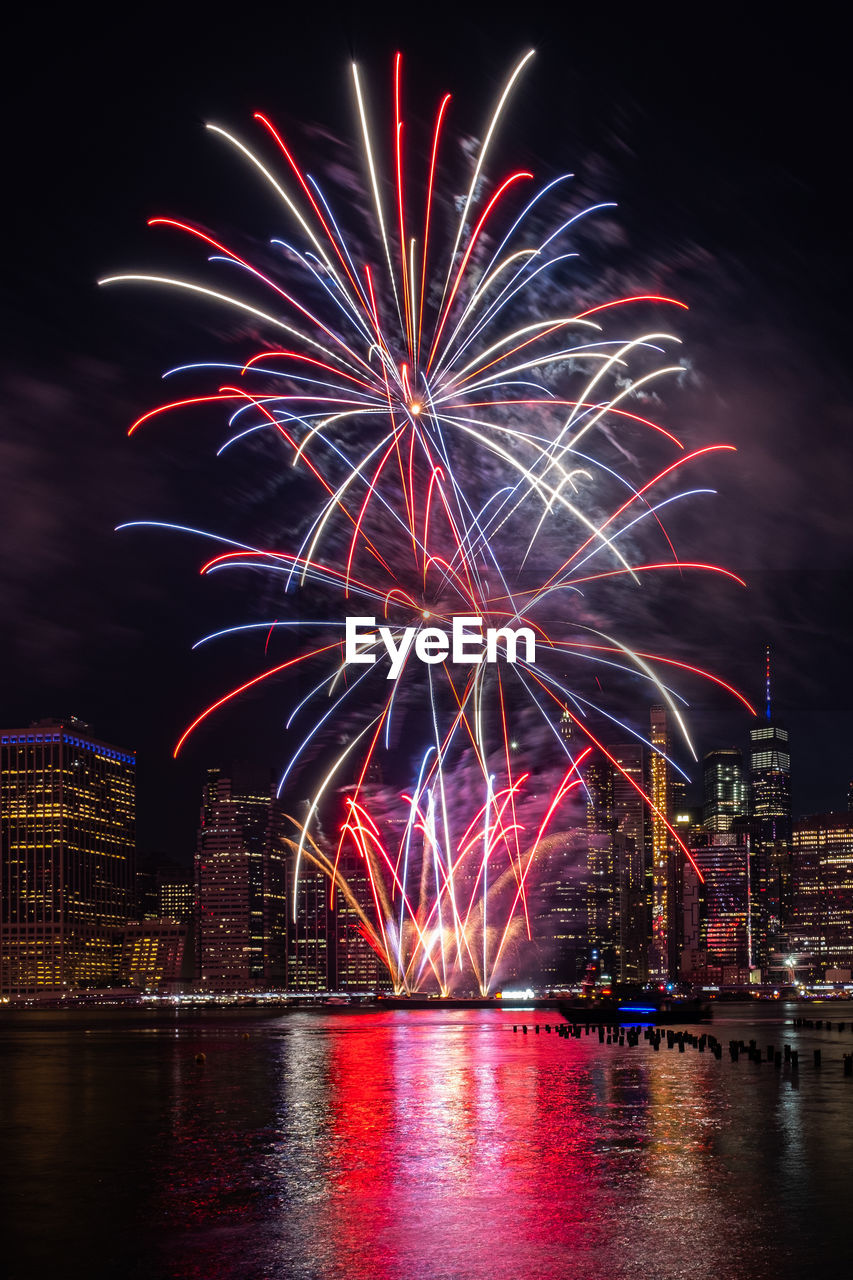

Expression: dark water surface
xmin=2 ymin=1003 xmax=852 ymax=1278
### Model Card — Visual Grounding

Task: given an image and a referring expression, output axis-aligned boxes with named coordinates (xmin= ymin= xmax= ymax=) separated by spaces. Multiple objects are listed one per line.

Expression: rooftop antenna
xmin=765 ymin=644 xmax=772 ymax=722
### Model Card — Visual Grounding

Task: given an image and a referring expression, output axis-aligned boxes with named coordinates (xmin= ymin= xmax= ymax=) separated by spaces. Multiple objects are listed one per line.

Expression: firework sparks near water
xmin=102 ymin=52 xmax=753 ymax=995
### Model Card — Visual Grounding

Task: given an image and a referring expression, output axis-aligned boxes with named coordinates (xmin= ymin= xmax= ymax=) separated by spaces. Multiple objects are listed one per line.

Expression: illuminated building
xmin=584 ymin=746 xmax=647 ymax=984
xmin=611 ymin=742 xmax=648 ymax=983
xmin=334 ymin=845 xmax=383 ymax=990
xmin=669 ymin=776 xmax=689 ymax=823
xmin=0 ymin=718 xmax=135 ymax=997
xmin=675 ymin=807 xmax=704 ymax=981
xmin=285 ymin=839 xmax=331 ymax=990
xmin=158 ymin=871 xmax=193 ymax=921
xmin=195 ymin=767 xmax=286 ymax=991
xmin=586 ymin=757 xmax=616 ymax=972
xmin=749 ymin=646 xmax=791 ymax=845
xmin=533 ymin=828 xmax=589 ymax=987
xmin=702 ymin=748 xmax=747 ymax=833
xmin=790 ymin=813 xmax=853 ymax=974
xmin=750 ymin=720 xmax=791 ymax=843
xmin=698 ymin=834 xmax=752 ymax=968
xmin=682 ymin=832 xmax=756 ymax=982
xmin=121 ymin=919 xmax=187 ymax=988
xmin=649 ymin=707 xmax=672 ymax=980
xmin=134 ymin=864 xmax=159 ymax=919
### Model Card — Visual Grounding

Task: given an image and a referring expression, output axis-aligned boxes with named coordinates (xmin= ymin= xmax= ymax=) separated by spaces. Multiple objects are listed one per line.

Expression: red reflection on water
xmin=317 ymin=1011 xmax=607 ymax=1279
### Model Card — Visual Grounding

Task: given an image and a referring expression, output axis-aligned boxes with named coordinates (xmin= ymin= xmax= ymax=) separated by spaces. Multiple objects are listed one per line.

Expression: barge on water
xmin=558 ymin=995 xmax=712 ymax=1025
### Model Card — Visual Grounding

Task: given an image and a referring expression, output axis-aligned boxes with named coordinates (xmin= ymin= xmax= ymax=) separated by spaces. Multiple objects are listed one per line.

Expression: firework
xmin=102 ymin=52 xmax=751 ymax=995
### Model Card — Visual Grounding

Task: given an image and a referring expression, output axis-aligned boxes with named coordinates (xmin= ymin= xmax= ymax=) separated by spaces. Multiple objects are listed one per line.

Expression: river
xmin=2 ymin=1002 xmax=852 ymax=1278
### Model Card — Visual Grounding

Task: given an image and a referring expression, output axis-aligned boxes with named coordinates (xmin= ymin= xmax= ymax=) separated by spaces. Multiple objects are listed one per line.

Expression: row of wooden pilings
xmin=510 ymin=1020 xmax=853 ymax=1076
xmin=512 ymin=1021 xmax=724 ymax=1057
xmin=792 ymin=1017 xmax=850 ymax=1031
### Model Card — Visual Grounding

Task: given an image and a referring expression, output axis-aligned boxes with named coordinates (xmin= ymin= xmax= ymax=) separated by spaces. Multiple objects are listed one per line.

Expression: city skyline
xmin=2 ymin=664 xmax=845 ymax=999
xmin=10 ymin=641 xmax=848 ymax=871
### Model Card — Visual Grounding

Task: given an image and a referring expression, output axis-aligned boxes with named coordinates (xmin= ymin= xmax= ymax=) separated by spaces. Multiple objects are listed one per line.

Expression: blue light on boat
xmin=618 ymin=1006 xmax=656 ymax=1014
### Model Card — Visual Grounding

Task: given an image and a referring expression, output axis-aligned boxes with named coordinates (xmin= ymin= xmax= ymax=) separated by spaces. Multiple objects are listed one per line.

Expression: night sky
xmin=2 ymin=6 xmax=852 ymax=859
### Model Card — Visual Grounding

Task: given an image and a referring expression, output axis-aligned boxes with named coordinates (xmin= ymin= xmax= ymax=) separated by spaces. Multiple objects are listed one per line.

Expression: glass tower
xmin=750 ymin=646 xmax=792 ymax=844
xmin=703 ymin=748 xmax=748 ymax=833
xmin=195 ymin=766 xmax=286 ymax=991
xmin=750 ymin=724 xmax=791 ymax=844
xmin=649 ymin=707 xmax=671 ymax=980
xmin=1 ymin=718 xmax=135 ymax=996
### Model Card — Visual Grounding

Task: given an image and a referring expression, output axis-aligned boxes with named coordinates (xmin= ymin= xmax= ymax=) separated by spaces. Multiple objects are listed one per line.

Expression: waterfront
xmin=3 ymin=1004 xmax=853 ymax=1279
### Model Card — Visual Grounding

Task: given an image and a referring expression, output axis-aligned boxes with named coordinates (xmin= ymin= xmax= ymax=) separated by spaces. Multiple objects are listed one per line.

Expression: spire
xmin=765 ymin=644 xmax=772 ymax=722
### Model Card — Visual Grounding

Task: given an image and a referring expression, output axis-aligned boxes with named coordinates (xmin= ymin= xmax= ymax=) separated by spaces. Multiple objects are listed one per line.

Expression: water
xmin=2 ymin=1003 xmax=852 ymax=1278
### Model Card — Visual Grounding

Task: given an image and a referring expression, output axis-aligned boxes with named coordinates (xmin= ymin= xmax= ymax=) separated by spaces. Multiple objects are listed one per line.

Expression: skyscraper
xmin=333 ymin=844 xmax=383 ymax=990
xmin=703 ymin=748 xmax=747 ymax=833
xmin=699 ymin=833 xmax=753 ymax=972
xmin=610 ymin=743 xmax=648 ymax=983
xmin=120 ymin=919 xmax=188 ymax=988
xmin=284 ymin=836 xmax=331 ymax=991
xmin=585 ymin=757 xmax=615 ymax=972
xmin=195 ymin=766 xmax=286 ymax=991
xmin=1 ymin=718 xmax=135 ymax=996
xmin=790 ymin=813 xmax=853 ymax=975
xmin=649 ymin=707 xmax=672 ymax=980
xmin=749 ymin=647 xmax=791 ymax=845
xmin=533 ymin=827 xmax=590 ymax=988
xmin=158 ymin=869 xmax=194 ymax=922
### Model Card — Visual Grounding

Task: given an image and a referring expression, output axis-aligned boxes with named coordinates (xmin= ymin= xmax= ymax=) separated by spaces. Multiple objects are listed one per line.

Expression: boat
xmin=557 ymin=960 xmax=711 ymax=1025
xmin=558 ymin=993 xmax=712 ymax=1025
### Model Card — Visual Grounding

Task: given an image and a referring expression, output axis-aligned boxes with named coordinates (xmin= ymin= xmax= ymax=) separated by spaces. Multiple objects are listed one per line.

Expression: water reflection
xmin=2 ymin=1006 xmax=853 ymax=1279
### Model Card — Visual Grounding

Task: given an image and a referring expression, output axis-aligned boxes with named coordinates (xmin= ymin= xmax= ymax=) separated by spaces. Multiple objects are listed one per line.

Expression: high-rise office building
xmin=697 ymin=833 xmax=753 ymax=971
xmin=195 ymin=766 xmax=286 ymax=991
xmin=333 ymin=845 xmax=383 ymax=990
xmin=584 ymin=750 xmax=650 ymax=986
xmin=789 ymin=813 xmax=853 ymax=974
xmin=681 ymin=831 xmax=758 ymax=982
xmin=585 ymin=758 xmax=616 ymax=972
xmin=749 ymin=647 xmax=791 ymax=845
xmin=120 ymin=919 xmax=188 ymax=987
xmin=649 ymin=707 xmax=671 ymax=979
xmin=609 ymin=744 xmax=648 ymax=983
xmin=158 ymin=870 xmax=194 ymax=922
xmin=703 ymin=749 xmax=747 ymax=833
xmin=532 ymin=827 xmax=590 ymax=988
xmin=1 ymin=718 xmax=135 ymax=996
xmin=284 ymin=839 xmax=331 ymax=991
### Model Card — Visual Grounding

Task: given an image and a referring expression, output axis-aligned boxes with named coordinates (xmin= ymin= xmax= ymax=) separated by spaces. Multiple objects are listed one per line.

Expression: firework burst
xmin=102 ymin=52 xmax=751 ymax=995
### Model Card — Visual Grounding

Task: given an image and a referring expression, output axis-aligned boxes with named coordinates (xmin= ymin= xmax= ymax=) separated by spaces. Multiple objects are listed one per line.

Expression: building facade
xmin=333 ymin=845 xmax=383 ymax=991
xmin=121 ymin=919 xmax=188 ymax=987
xmin=649 ymin=706 xmax=672 ymax=980
xmin=789 ymin=813 xmax=853 ymax=974
xmin=195 ymin=767 xmax=286 ymax=991
xmin=681 ymin=832 xmax=757 ymax=983
xmin=583 ymin=747 xmax=648 ymax=984
xmin=284 ymin=842 xmax=331 ymax=991
xmin=703 ymin=748 xmax=747 ymax=833
xmin=1 ymin=719 xmax=135 ymax=996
